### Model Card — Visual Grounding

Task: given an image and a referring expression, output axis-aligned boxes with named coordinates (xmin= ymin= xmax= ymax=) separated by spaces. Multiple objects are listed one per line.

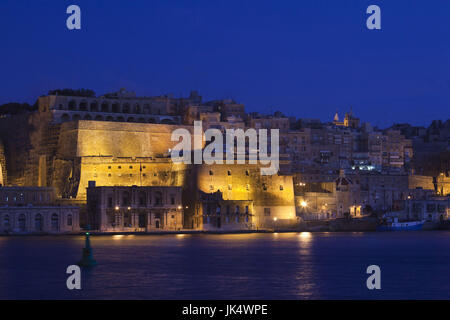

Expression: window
xmin=263 ymin=183 xmax=267 ymax=191
xmin=228 ymin=184 xmax=232 ymax=190
xmin=280 ymin=185 xmax=284 ymax=191
xmin=107 ymin=197 xmax=113 ymax=208
xmin=18 ymin=214 xmax=26 ymax=231
xmin=264 ymin=208 xmax=271 ymax=216
xmin=67 ymin=214 xmax=73 ymax=226
xmin=122 ymin=192 xmax=130 ymax=206
xmin=35 ymin=214 xmax=43 ymax=231
xmin=246 ymin=184 xmax=249 ymax=191
xmin=51 ymin=214 xmax=59 ymax=231
xmin=228 ymin=170 xmax=231 ymax=176
xmin=139 ymin=192 xmax=147 ymax=206
xmin=170 ymin=195 xmax=175 ymax=205
xmin=3 ymin=215 xmax=10 ymax=227
xmin=245 ymin=170 xmax=249 ymax=176
xmin=118 ymin=166 xmax=122 ymax=169
xmin=209 ymin=170 xmax=213 ymax=175
xmin=129 ymin=166 xmax=133 ymax=169
xmin=154 ymin=191 xmax=163 ymax=205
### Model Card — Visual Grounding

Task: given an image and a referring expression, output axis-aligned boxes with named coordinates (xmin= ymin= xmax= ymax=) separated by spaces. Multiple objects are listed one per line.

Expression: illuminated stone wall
xmin=437 ymin=173 xmax=450 ymax=196
xmin=408 ymin=175 xmax=435 ymax=191
xmin=54 ymin=120 xmax=197 ymax=199
xmin=192 ymin=164 xmax=297 ymax=229
xmin=0 ymin=139 xmax=6 ymax=186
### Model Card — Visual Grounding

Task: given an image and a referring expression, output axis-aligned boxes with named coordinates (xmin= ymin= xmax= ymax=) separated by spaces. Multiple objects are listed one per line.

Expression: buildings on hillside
xmin=0 ymin=186 xmax=79 ymax=234
xmin=86 ymin=182 xmax=183 ymax=232
xmin=0 ymin=88 xmax=448 ymax=233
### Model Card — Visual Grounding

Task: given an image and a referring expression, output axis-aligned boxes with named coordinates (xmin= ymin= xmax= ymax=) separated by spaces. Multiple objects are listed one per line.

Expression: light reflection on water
xmin=0 ymin=231 xmax=449 ymax=299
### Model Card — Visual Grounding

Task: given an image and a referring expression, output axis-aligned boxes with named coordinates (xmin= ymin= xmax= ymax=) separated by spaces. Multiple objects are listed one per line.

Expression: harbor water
xmin=0 ymin=231 xmax=449 ymax=299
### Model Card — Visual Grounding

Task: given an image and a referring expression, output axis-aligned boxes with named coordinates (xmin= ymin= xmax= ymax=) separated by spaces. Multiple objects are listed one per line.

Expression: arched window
xmin=90 ymin=101 xmax=98 ymax=112
xmin=51 ymin=214 xmax=59 ymax=231
xmin=95 ymin=115 xmax=103 ymax=121
xmin=72 ymin=114 xmax=81 ymax=121
xmin=116 ymin=116 xmax=125 ymax=122
xmin=148 ymin=118 xmax=156 ymax=123
xmin=35 ymin=214 xmax=43 ymax=231
xmin=127 ymin=117 xmax=135 ymax=122
xmin=68 ymin=100 xmax=77 ymax=111
xmin=123 ymin=103 xmax=130 ymax=113
xmin=61 ymin=113 xmax=70 ymax=122
xmin=101 ymin=102 xmax=109 ymax=112
xmin=67 ymin=214 xmax=73 ymax=226
xmin=84 ymin=114 xmax=92 ymax=120
xmin=18 ymin=214 xmax=26 ymax=231
xmin=112 ymin=103 xmax=120 ymax=113
xmin=106 ymin=116 xmax=114 ymax=121
xmin=79 ymin=101 xmax=88 ymax=111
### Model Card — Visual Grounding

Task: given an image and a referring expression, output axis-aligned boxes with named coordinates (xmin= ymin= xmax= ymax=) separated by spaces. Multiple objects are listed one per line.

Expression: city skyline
xmin=1 ymin=1 xmax=450 ymax=127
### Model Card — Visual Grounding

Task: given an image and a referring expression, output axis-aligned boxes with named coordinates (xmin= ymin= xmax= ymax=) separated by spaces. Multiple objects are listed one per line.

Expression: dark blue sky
xmin=0 ymin=0 xmax=449 ymax=127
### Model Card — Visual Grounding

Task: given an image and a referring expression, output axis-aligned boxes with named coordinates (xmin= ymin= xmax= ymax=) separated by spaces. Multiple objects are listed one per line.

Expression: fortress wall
xmin=75 ymin=157 xmax=188 ymax=200
xmin=408 ymin=175 xmax=435 ymax=191
xmin=54 ymin=120 xmax=200 ymax=199
xmin=58 ymin=120 xmax=199 ymax=158
xmin=195 ymin=164 xmax=296 ymax=227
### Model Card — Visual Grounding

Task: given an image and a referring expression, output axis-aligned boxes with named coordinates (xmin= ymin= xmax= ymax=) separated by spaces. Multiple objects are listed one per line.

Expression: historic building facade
xmin=86 ymin=183 xmax=183 ymax=231
xmin=0 ymin=89 xmax=446 ymax=230
xmin=0 ymin=186 xmax=80 ymax=234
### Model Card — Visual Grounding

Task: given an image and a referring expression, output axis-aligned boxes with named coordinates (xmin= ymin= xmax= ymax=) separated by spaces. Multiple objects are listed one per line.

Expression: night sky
xmin=0 ymin=0 xmax=449 ymax=127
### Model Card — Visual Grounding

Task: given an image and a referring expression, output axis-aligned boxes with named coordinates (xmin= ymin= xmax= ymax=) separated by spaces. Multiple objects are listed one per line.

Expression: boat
xmin=376 ymin=217 xmax=425 ymax=231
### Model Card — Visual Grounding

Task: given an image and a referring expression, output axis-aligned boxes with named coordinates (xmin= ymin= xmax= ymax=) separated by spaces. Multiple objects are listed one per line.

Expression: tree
xmin=48 ymin=88 xmax=95 ymax=97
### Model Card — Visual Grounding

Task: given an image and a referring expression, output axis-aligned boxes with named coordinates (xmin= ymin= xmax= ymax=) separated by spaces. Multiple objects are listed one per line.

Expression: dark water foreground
xmin=0 ymin=232 xmax=449 ymax=299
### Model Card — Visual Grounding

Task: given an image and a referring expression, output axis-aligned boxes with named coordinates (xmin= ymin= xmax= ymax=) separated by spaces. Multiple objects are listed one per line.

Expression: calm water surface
xmin=0 ymin=232 xmax=449 ymax=299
